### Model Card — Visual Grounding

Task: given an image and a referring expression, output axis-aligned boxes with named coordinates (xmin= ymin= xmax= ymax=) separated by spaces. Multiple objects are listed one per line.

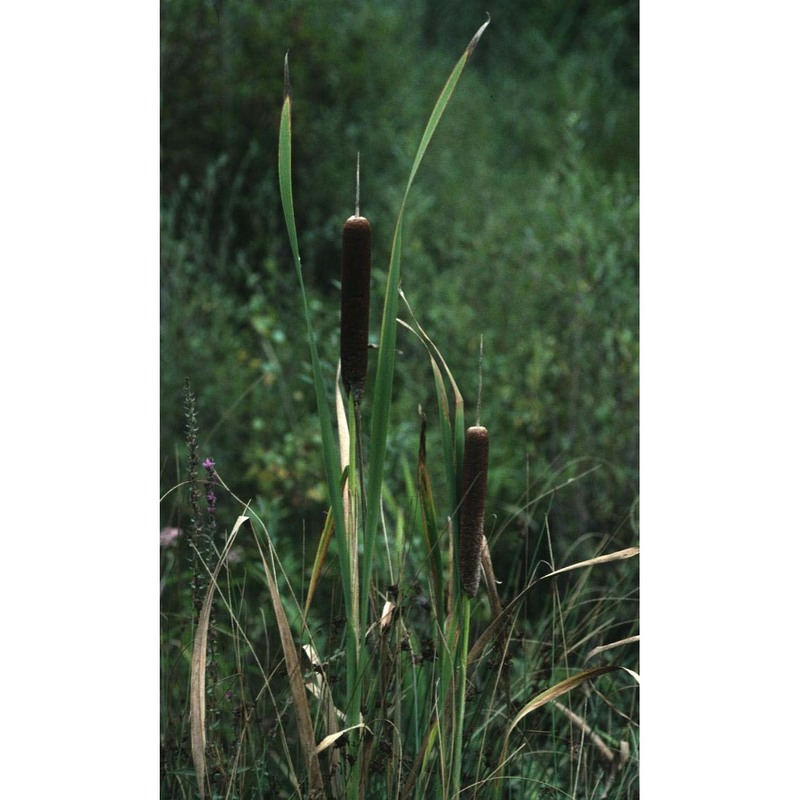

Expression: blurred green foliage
xmin=161 ymin=0 xmax=638 ymax=567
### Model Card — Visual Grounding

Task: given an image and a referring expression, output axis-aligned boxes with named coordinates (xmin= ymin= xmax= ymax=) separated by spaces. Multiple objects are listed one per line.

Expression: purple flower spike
xmin=202 ymin=457 xmax=216 ymax=472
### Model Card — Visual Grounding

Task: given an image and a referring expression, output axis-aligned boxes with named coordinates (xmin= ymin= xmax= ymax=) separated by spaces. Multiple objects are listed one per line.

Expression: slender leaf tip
xmin=467 ymin=13 xmax=491 ymax=61
xmin=283 ymin=51 xmax=291 ymax=100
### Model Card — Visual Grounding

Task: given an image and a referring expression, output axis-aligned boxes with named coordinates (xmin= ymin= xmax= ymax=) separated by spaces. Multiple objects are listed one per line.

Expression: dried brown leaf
xmin=255 ymin=530 xmax=326 ymax=798
xmin=315 ymin=724 xmax=371 ymax=755
xmin=586 ymin=635 xmax=640 ymax=662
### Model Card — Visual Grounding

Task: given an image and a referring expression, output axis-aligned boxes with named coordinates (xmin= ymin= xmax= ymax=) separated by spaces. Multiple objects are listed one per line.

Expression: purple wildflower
xmin=160 ymin=527 xmax=181 ymax=548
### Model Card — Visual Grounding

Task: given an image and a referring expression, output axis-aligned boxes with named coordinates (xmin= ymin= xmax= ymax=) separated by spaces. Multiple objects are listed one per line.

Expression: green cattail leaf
xmin=402 ymin=14 xmax=490 ymax=197
xmin=278 ymin=56 xmax=351 ymax=617
xmin=362 ymin=214 xmax=402 ymax=624
xmin=278 ymin=67 xmax=365 ymax=745
xmin=277 ymin=60 xmax=298 ymax=270
xmin=416 ymin=409 xmax=444 ymax=617
xmin=429 ymin=356 xmax=456 ymax=500
xmin=304 ymin=503 xmax=337 ymax=618
xmin=363 ymin=17 xmax=490 ymax=625
xmin=398 ymin=292 xmax=462 ymax=512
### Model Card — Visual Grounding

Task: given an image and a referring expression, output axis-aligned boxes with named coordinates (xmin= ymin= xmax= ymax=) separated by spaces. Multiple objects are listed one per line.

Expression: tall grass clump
xmin=161 ymin=14 xmax=639 ymax=800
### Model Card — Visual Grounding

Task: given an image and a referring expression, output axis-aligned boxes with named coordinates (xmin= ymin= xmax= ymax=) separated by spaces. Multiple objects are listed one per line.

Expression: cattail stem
xmin=340 ymin=213 xmax=371 ymax=402
xmin=355 ymin=150 xmax=361 ymax=217
xmin=477 ymin=334 xmax=484 ymax=426
xmin=459 ymin=425 xmax=489 ymax=598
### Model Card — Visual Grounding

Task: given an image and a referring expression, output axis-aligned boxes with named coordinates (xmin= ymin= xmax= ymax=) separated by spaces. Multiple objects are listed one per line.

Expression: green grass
xmin=161 ymin=16 xmax=638 ymax=799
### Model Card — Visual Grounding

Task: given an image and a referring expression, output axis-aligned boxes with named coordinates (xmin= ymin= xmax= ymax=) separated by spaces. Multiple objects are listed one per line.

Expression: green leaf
xmin=363 ymin=15 xmax=489 ymax=624
xmin=277 ymin=56 xmax=350 ymax=616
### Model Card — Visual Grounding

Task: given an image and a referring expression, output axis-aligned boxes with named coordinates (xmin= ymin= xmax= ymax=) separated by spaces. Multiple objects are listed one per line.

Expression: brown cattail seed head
xmin=459 ymin=425 xmax=489 ymax=598
xmin=340 ymin=214 xmax=371 ymax=402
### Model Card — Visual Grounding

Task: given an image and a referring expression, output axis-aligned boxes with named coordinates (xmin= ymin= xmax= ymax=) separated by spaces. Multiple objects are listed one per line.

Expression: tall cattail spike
xmin=459 ymin=425 xmax=489 ymax=598
xmin=340 ymin=209 xmax=372 ymax=402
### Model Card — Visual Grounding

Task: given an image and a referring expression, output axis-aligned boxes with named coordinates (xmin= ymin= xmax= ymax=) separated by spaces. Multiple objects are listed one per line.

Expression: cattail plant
xmin=340 ymin=157 xmax=372 ymax=403
xmin=459 ymin=424 xmax=489 ymax=598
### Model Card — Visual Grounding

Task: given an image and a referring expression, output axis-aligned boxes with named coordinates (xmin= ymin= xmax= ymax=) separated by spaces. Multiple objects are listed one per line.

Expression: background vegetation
xmin=161 ymin=1 xmax=638 ymax=796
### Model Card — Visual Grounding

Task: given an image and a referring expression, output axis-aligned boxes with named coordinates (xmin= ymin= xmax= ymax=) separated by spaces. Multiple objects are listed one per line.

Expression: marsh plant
xmin=161 ymin=18 xmax=639 ymax=800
